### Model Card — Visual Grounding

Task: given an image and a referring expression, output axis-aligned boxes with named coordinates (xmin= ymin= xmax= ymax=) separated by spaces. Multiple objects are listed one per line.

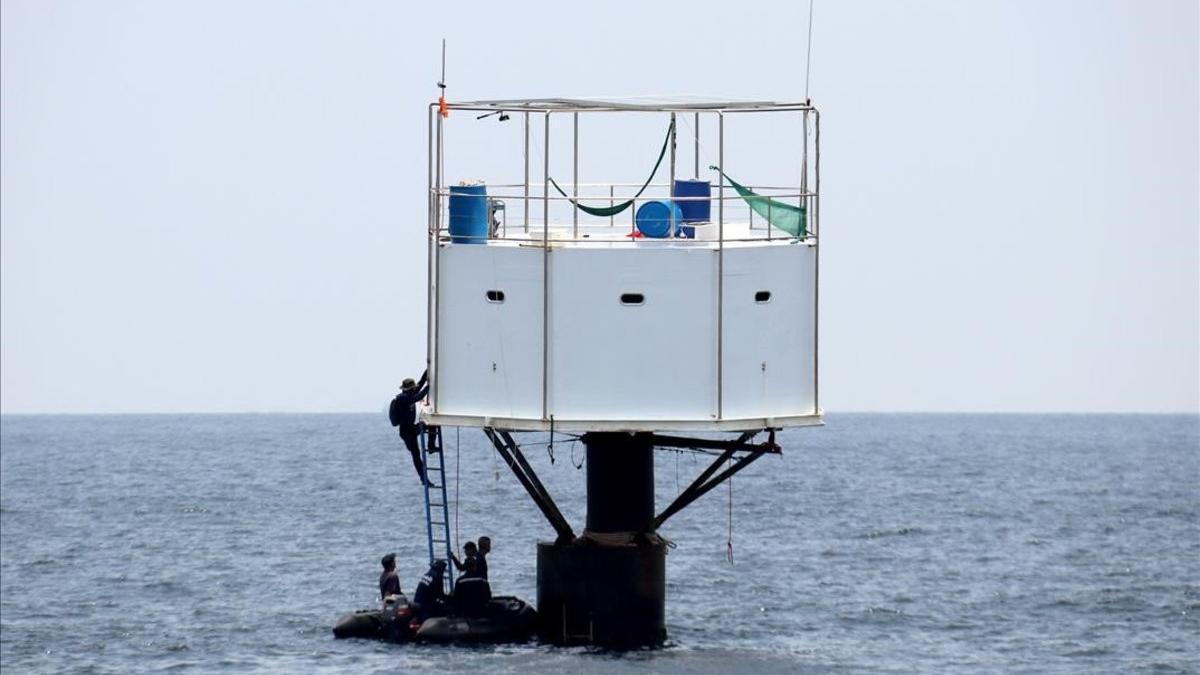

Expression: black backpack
xmin=388 ymin=395 xmax=404 ymax=427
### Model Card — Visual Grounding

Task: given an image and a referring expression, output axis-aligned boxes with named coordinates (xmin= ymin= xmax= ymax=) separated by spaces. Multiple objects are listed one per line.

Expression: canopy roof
xmin=444 ymin=96 xmax=813 ymax=112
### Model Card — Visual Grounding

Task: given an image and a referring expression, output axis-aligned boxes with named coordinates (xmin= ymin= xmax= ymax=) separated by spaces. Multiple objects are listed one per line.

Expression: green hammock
xmin=549 ymin=120 xmax=673 ymax=218
xmin=710 ymin=165 xmax=807 ymax=238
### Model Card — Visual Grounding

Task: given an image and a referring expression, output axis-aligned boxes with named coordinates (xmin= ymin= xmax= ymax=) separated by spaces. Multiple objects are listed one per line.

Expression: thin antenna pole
xmin=804 ymin=0 xmax=815 ymax=101
xmin=440 ymin=38 xmax=446 ymax=86
xmin=693 ymin=113 xmax=700 ymax=179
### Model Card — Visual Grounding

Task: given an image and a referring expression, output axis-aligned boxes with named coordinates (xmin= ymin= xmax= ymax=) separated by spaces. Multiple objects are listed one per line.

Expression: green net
xmin=710 ymin=166 xmax=807 ymax=238
xmin=550 ymin=120 xmax=673 ymax=218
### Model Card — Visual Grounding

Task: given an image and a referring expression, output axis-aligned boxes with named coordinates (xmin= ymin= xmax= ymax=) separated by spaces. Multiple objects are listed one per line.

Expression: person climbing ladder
xmin=390 ymin=370 xmax=432 ymax=485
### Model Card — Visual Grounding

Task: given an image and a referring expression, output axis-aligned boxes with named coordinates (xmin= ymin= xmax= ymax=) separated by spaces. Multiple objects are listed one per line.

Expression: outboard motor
xmin=381 ymin=594 xmax=415 ymax=642
xmin=333 ymin=594 xmax=413 ymax=641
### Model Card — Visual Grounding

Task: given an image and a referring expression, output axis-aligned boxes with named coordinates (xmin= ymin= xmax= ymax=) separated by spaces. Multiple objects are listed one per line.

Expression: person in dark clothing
xmin=476 ymin=536 xmax=491 ymax=581
xmin=379 ymin=553 xmax=402 ymax=599
xmin=411 ymin=559 xmax=449 ymax=620
xmin=389 ymin=371 xmax=430 ymax=485
xmin=450 ymin=540 xmax=477 ymax=574
xmin=453 ymin=556 xmax=491 ymax=617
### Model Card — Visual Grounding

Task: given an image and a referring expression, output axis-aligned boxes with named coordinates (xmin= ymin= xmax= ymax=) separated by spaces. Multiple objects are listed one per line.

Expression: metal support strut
xmin=483 ymin=428 xmax=576 ymax=543
xmin=652 ymin=430 xmax=780 ymax=530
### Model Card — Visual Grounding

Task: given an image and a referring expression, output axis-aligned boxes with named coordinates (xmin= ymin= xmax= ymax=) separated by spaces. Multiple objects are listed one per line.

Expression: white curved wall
xmin=430 ymin=240 xmax=817 ymax=431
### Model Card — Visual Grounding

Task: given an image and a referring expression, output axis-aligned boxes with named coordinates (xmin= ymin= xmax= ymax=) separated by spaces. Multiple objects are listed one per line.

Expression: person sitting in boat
xmin=379 ymin=553 xmax=402 ymax=600
xmin=389 ymin=371 xmax=431 ymax=486
xmin=411 ymin=559 xmax=449 ymax=620
xmin=453 ymin=556 xmax=491 ymax=617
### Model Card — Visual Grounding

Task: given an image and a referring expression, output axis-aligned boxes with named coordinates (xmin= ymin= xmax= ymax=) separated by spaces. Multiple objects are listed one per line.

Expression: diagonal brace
xmin=652 ymin=431 xmax=778 ymax=530
xmin=483 ymin=428 xmax=576 ymax=543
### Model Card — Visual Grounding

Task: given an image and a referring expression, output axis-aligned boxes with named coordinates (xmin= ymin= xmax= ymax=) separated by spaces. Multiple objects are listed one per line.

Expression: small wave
xmin=839 ymin=606 xmax=910 ymax=626
xmin=1064 ymin=646 xmax=1113 ymax=657
xmin=860 ymin=526 xmax=927 ymax=539
xmin=1146 ymin=661 xmax=1190 ymax=672
xmin=1042 ymin=597 xmax=1082 ymax=608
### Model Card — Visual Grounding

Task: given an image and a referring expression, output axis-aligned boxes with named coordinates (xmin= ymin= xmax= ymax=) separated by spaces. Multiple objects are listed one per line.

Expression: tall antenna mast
xmin=804 ymin=0 xmax=815 ymax=102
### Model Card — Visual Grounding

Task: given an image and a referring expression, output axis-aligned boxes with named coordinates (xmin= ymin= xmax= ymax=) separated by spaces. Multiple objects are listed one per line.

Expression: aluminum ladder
xmin=419 ymin=425 xmax=455 ymax=593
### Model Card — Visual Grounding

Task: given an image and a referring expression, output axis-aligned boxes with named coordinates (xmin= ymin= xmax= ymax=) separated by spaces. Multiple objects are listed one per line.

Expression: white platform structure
xmin=421 ymin=98 xmax=821 ymax=433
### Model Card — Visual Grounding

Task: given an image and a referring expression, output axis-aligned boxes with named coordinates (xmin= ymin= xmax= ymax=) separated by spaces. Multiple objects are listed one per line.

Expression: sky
xmin=1 ymin=0 xmax=1197 ymax=414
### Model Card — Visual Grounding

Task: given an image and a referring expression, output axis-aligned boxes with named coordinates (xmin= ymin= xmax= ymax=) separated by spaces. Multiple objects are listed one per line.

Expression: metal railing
xmin=428 ymin=187 xmax=817 ymax=245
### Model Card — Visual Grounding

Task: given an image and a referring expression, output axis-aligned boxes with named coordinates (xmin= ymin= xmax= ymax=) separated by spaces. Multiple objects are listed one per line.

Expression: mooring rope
xmin=726 ymin=459 xmax=735 ymax=564
xmin=454 ymin=426 xmax=461 ymax=551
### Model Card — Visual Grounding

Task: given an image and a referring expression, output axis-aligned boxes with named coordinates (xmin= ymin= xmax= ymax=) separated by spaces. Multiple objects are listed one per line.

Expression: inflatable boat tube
xmin=415 ymin=596 xmax=537 ymax=644
xmin=334 ymin=595 xmax=535 ymax=644
xmin=332 ymin=609 xmax=385 ymax=639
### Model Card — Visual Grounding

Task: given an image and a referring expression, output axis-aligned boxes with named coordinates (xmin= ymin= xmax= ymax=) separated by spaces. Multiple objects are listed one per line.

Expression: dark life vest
xmin=413 ymin=568 xmax=445 ymax=608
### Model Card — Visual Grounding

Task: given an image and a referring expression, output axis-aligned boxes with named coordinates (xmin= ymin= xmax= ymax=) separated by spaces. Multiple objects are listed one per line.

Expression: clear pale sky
xmin=2 ymin=0 xmax=1197 ymax=414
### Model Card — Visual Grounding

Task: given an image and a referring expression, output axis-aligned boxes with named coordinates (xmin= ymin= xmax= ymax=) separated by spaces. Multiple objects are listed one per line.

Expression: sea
xmin=1 ymin=413 xmax=1197 ymax=673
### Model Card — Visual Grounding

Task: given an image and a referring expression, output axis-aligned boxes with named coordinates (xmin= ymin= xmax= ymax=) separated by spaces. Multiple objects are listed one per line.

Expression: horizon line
xmin=1 ymin=410 xmax=1197 ymax=417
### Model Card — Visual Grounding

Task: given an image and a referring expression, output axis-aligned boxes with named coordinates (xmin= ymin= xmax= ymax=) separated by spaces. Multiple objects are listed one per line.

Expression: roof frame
xmin=442 ymin=97 xmax=814 ymax=113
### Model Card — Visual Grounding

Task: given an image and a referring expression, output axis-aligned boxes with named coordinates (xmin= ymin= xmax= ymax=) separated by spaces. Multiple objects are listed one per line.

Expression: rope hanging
xmin=454 ymin=426 xmax=461 ymax=550
xmin=549 ymin=119 xmax=674 ymax=218
xmin=726 ymin=459 xmax=735 ymax=564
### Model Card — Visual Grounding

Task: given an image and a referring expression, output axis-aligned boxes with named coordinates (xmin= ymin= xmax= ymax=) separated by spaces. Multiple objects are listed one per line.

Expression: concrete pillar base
xmin=536 ymin=540 xmax=666 ymax=646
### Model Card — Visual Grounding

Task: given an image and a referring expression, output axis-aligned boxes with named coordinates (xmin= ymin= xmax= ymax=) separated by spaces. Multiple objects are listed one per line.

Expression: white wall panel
xmin=548 ymin=247 xmax=718 ymax=420
xmin=435 ymin=244 xmax=543 ymax=419
xmin=720 ymin=244 xmax=817 ymax=419
xmin=432 ymin=241 xmax=816 ymax=429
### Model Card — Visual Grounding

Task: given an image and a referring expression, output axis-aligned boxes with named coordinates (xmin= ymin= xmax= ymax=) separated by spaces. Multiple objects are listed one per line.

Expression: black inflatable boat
xmin=333 ymin=594 xmax=537 ymax=644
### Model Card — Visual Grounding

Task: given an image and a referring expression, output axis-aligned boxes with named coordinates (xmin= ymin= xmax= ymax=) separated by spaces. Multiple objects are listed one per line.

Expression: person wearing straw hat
xmin=389 ymin=370 xmax=430 ymax=485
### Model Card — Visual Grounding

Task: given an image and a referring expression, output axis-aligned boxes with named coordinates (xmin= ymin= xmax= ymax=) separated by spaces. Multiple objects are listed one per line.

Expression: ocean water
xmin=1 ymin=413 xmax=1196 ymax=673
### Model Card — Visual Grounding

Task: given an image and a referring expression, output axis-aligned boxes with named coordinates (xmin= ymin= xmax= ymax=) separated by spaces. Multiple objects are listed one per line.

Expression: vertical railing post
xmin=693 ymin=112 xmax=700 ymax=179
xmin=524 ymin=111 xmax=530 ymax=233
xmin=542 ymin=111 xmax=551 ymax=421
xmin=767 ymin=198 xmax=772 ymax=241
xmin=669 ymin=112 xmax=677 ymax=238
xmin=433 ymin=103 xmax=444 ymax=412
xmin=801 ymin=109 xmax=809 ymax=243
xmin=578 ymin=114 xmax=583 ymax=240
xmin=426 ymin=104 xmax=436 ymax=412
xmin=716 ymin=111 xmax=724 ymax=420
xmin=813 ymin=107 xmax=820 ymax=415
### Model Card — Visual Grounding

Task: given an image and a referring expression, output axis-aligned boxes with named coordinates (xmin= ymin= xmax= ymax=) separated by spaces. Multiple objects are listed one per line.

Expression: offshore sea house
xmin=421 ymin=97 xmax=822 ymax=645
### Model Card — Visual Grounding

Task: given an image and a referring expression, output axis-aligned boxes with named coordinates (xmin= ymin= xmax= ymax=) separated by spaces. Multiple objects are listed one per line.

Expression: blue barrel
xmin=635 ymin=200 xmax=684 ymax=238
xmin=672 ymin=179 xmax=711 ymax=238
xmin=448 ymin=184 xmax=489 ymax=243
